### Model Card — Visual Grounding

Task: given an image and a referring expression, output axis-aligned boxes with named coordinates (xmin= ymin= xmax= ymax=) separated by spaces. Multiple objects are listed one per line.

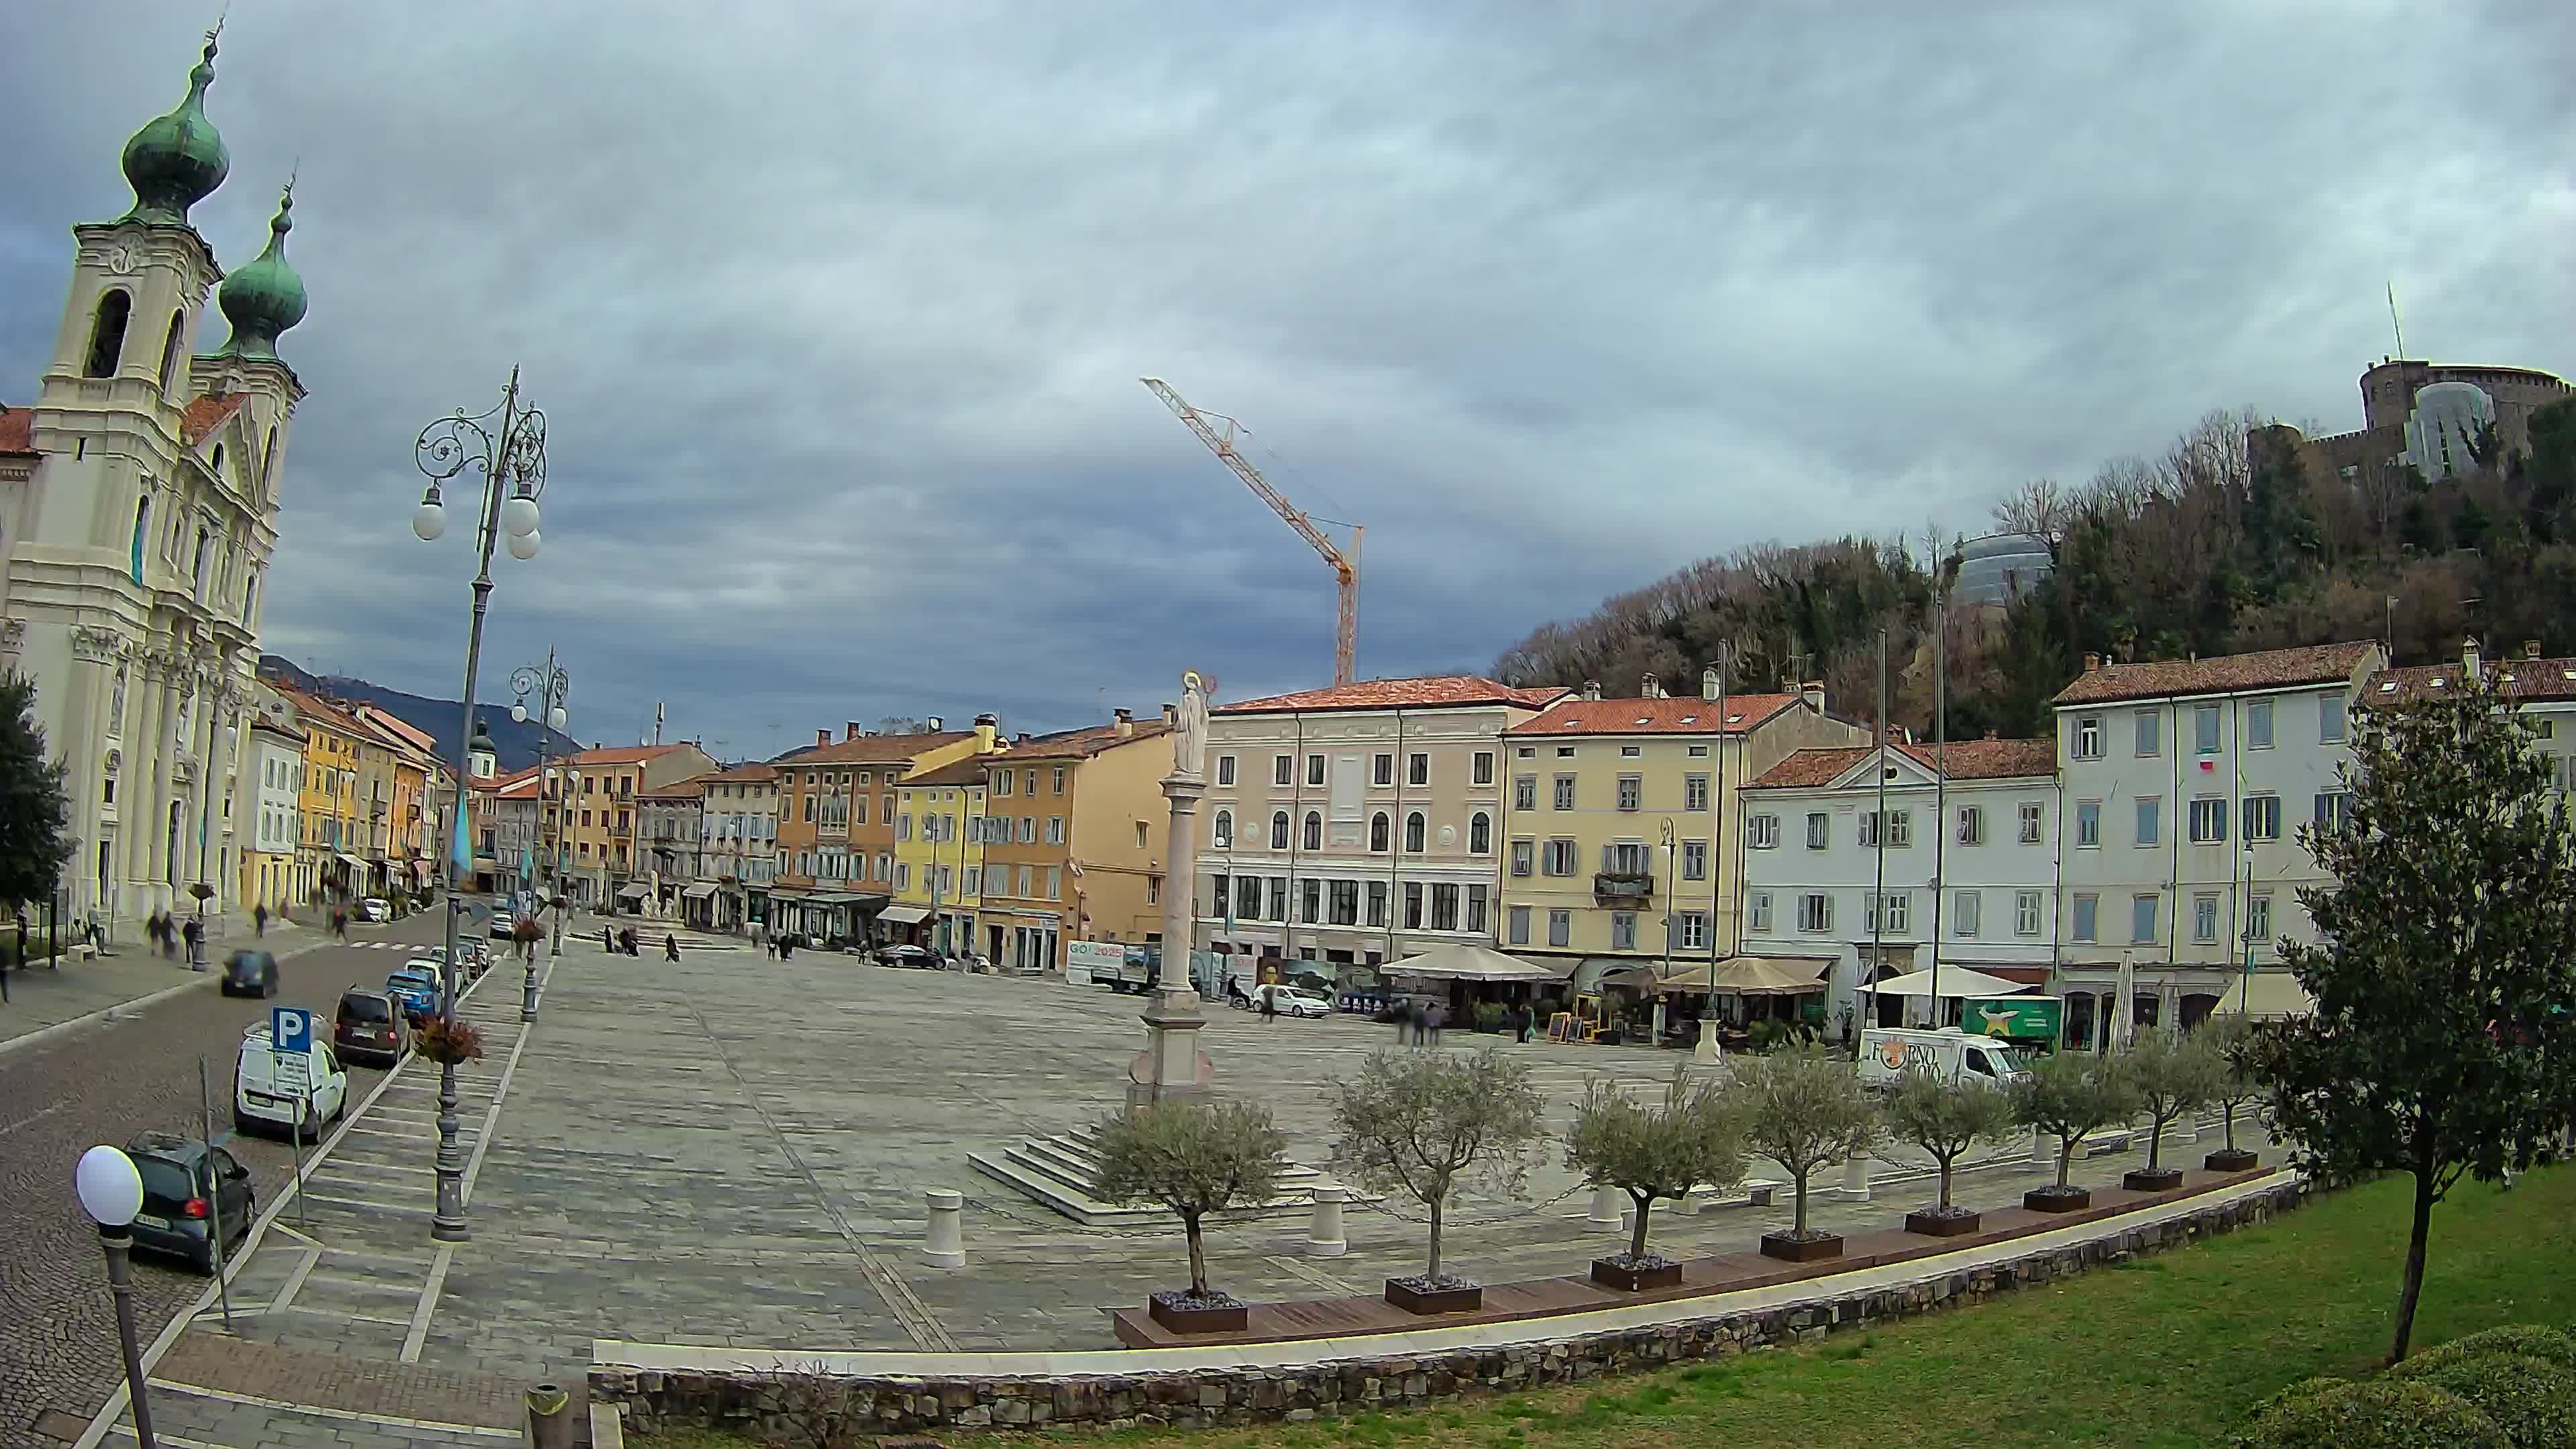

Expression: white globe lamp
xmin=506 ymin=529 xmax=540 ymax=561
xmin=75 ymin=1144 xmax=143 ymax=1228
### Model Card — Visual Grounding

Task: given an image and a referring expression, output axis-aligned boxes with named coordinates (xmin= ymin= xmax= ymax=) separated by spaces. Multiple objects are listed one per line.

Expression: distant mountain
xmin=258 ymin=655 xmax=580 ymax=775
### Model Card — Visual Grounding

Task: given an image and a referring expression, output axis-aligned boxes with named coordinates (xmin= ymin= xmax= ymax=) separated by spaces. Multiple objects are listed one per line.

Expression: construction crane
xmin=1142 ymin=378 xmax=1362 ymax=686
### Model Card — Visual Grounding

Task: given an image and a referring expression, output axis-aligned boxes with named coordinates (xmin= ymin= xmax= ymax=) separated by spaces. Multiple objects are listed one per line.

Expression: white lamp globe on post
xmin=506 ymin=529 xmax=541 ymax=561
xmin=75 ymin=1144 xmax=158 ymax=1449
xmin=547 ymin=704 xmax=567 ymax=731
xmin=501 ymin=490 xmax=541 ymax=539
xmin=512 ymin=700 xmax=529 ymax=724
xmin=410 ymin=486 xmax=447 ymax=542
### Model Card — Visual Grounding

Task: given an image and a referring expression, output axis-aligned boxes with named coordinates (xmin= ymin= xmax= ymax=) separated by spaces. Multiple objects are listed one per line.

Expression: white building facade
xmin=239 ymin=718 xmax=302 ymax=911
xmin=696 ymin=761 xmax=780 ymax=933
xmin=2051 ymin=641 xmax=2383 ymax=1047
xmin=1741 ymin=739 xmax=2061 ymax=1036
xmin=0 ymin=34 xmax=307 ymax=930
xmin=1189 ymin=677 xmax=1563 ymax=977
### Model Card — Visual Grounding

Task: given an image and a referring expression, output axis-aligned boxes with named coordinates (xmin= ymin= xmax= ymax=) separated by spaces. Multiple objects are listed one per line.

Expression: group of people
xmin=600 ymin=924 xmax=684 ymax=961
xmin=757 ymin=927 xmax=804 ymax=960
xmin=142 ymin=910 xmax=203 ymax=962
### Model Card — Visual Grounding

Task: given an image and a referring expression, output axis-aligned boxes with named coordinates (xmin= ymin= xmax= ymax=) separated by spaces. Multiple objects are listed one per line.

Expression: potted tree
xmin=1330 ymin=1049 xmax=1548 ymax=1313
xmin=2122 ymin=1030 xmax=2218 ymax=1191
xmin=1564 ymin=1067 xmax=1746 ymax=1290
xmin=2197 ymin=1016 xmax=2264 ymax=1172
xmin=2010 ymin=1051 xmax=2139 ymax=1212
xmin=1730 ymin=1046 xmax=1881 ymax=1262
xmin=1882 ymin=1060 xmax=2021 ymax=1236
xmin=1091 ymin=1099 xmax=1286 ymax=1334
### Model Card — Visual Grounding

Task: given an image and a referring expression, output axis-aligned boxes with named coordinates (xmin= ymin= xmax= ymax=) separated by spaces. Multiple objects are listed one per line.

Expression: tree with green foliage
xmin=2197 ymin=1015 xmax=2266 ymax=1157
xmin=1092 ymin=1099 xmax=1286 ymax=1300
xmin=1881 ymin=1061 xmax=2020 ymax=1216
xmin=2245 ymin=673 xmax=2576 ymax=1364
xmin=1726 ymin=1046 xmax=1881 ymax=1239
xmin=2010 ymin=1051 xmax=2140 ymax=1193
xmin=0 ymin=672 xmax=74 ymax=911
xmin=2126 ymin=1030 xmax=2220 ymax=1176
xmin=1564 ymin=1066 xmax=1746 ymax=1264
xmin=1330 ymin=1049 xmax=1549 ymax=1285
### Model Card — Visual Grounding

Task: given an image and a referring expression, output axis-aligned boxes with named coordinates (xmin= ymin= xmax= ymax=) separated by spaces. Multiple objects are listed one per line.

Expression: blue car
xmin=384 ymin=965 xmax=442 ymax=1022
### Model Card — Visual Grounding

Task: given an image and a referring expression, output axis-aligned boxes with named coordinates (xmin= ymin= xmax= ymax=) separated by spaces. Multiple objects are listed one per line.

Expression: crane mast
xmin=1142 ymin=377 xmax=1360 ymax=686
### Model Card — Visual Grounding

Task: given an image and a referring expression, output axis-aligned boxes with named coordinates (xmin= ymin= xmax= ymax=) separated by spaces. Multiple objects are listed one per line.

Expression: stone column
xmin=921 ymin=1189 xmax=965 ymax=1268
xmin=1127 ymin=766 xmax=1208 ymax=1108
xmin=1304 ymin=1185 xmax=1349 ymax=1257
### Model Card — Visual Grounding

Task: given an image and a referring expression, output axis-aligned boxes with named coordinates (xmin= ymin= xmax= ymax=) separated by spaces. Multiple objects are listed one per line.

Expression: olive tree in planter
xmin=1091 ymin=1099 xmax=1286 ymax=1334
xmin=2196 ymin=1016 xmax=2265 ymax=1172
xmin=2122 ymin=1030 xmax=2220 ymax=1191
xmin=2010 ymin=1051 xmax=2139 ymax=1212
xmin=1882 ymin=1061 xmax=2021 ymax=1237
xmin=1729 ymin=1046 xmax=1882 ymax=1263
xmin=1330 ymin=1048 xmax=1548 ymax=1314
xmin=1564 ymin=1066 xmax=1746 ymax=1290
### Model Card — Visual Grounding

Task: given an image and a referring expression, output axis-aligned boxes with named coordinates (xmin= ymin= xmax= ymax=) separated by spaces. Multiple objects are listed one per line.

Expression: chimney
xmin=1640 ymin=673 xmax=1662 ymax=699
xmin=1801 ymin=680 xmax=1825 ymax=712
xmin=2526 ymin=640 xmax=2542 ymax=660
xmin=1162 ymin=702 xmax=1178 ymax=727
xmin=1582 ymin=680 xmax=1602 ymax=702
xmin=1016 ymin=732 xmax=1031 ymax=746
xmin=845 ymin=721 xmax=861 ymax=741
xmin=1985 ymin=729 xmax=1999 ymax=741
xmin=1701 ymin=667 xmax=1721 ymax=702
xmin=1114 ymin=707 xmax=1134 ymax=737
xmin=974 ymin=712 xmax=998 ymax=753
xmin=2083 ymin=651 xmax=2102 ymax=674
xmin=926 ymin=715 xmax=944 ymax=731
xmin=2463 ymin=635 xmax=2482 ymax=680
xmin=816 ymin=729 xmax=830 ymax=748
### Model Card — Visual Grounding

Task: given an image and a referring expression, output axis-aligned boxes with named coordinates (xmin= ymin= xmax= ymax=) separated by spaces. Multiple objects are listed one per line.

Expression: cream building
xmin=1189 ymin=676 xmax=1564 ymax=978
xmin=1 ymin=33 xmax=306 ymax=930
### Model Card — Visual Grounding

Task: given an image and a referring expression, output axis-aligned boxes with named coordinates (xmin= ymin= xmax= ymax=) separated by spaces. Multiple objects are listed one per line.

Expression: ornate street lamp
xmin=75 ymin=1145 xmax=157 ymax=1449
xmin=411 ymin=368 xmax=547 ymax=1243
xmin=512 ymin=651 xmax=572 ymax=1006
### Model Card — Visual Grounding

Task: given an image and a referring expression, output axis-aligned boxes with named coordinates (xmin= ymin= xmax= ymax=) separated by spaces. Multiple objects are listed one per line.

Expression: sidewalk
xmin=0 ymin=915 xmax=316 ymax=1053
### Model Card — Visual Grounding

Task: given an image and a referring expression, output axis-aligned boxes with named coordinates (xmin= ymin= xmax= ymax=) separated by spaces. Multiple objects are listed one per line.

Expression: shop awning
xmin=806 ymin=892 xmax=883 ymax=907
xmin=1383 ymin=945 xmax=1554 ymax=981
xmin=616 ymin=883 xmax=649 ymax=900
xmin=333 ymin=853 xmax=368 ymax=872
xmin=680 ymin=882 xmax=718 ymax=900
xmin=1609 ymin=957 xmax=1831 ymax=996
xmin=877 ymin=904 xmax=932 ymax=925
xmin=2218 ymin=969 xmax=2314 ymax=1019
xmin=1866 ymin=965 xmax=2034 ymax=998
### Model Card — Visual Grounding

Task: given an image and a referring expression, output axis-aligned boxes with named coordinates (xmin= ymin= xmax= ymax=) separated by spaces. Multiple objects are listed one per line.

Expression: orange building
xmin=768 ymin=718 xmax=996 ymax=942
xmin=977 ymin=708 xmax=1173 ymax=973
xmin=553 ymin=743 xmax=716 ymax=910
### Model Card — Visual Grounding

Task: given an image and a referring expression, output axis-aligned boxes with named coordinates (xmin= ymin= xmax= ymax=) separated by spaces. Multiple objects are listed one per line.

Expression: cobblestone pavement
xmin=0 ymin=908 xmax=475 ymax=1449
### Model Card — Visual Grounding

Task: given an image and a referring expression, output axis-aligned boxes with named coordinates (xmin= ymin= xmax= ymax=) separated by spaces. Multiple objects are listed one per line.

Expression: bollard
xmin=526 ymin=1383 xmax=573 ymax=1449
xmin=1304 ymin=1185 xmax=1349 ymax=1257
xmin=922 ymin=1188 xmax=965 ymax=1268
xmin=2176 ymin=1112 xmax=2198 ymax=1144
xmin=1839 ymin=1148 xmax=1872 ymax=1201
xmin=1587 ymin=1184 xmax=1624 ymax=1230
xmin=1693 ymin=1018 xmax=1722 ymax=1065
xmin=2027 ymin=1124 xmax=2047 ymax=1166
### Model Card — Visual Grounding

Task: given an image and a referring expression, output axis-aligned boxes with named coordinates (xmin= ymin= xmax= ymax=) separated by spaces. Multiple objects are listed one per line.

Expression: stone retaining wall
xmin=594 ymin=1180 xmax=2308 ymax=1436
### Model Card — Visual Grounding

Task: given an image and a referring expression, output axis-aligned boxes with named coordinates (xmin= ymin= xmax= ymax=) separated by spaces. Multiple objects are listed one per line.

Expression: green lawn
xmin=647 ymin=1166 xmax=2576 ymax=1449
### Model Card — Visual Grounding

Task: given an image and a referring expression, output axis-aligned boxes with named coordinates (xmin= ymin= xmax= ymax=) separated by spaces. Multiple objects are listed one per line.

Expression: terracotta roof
xmin=0 ymin=407 xmax=33 ymax=457
xmin=1003 ymin=720 xmax=1173 ymax=761
xmin=564 ymin=743 xmax=690 ymax=767
xmin=1507 ymin=694 xmax=1801 ymax=737
xmin=180 ymin=393 xmax=247 ymax=447
xmin=703 ymin=761 xmax=778 ymax=783
xmin=1218 ymin=676 xmax=1566 ymax=716
xmin=271 ymin=684 xmax=366 ymax=737
xmin=357 ymin=707 xmax=439 ymax=755
xmin=2367 ymin=655 xmax=2576 ymax=705
xmin=1750 ymin=738 xmax=2056 ymax=790
xmin=903 ymin=757 xmax=993 ymax=790
xmin=637 ymin=775 xmax=709 ymax=800
xmin=2051 ymin=642 xmax=2379 ymax=706
xmin=775 ymin=730 xmax=973 ymax=766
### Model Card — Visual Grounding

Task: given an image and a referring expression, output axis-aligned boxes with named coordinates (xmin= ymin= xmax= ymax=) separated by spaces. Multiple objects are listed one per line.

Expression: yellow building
xmin=979 ymin=710 xmax=1172 ymax=972
xmin=1497 ymin=676 xmax=1864 ymax=983
xmin=276 ymin=686 xmax=366 ymax=904
xmin=355 ymin=705 xmax=442 ymax=898
xmin=890 ymin=756 xmax=991 ymax=953
xmin=557 ymin=743 xmax=718 ymax=910
xmin=769 ymin=716 xmax=999 ymax=942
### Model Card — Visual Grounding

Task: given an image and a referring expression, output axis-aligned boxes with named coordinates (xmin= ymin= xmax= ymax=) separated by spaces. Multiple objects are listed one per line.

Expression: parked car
xmin=488 ymin=908 xmax=517 ymax=941
xmin=124 ymin=1131 xmax=254 ymax=1274
xmin=357 ymin=897 xmax=392 ymax=923
xmin=1251 ymin=983 xmax=1334 ymax=1018
xmin=219 ymin=949 xmax=278 ymax=998
xmin=233 ymin=1022 xmax=349 ymax=1140
xmin=875 ymin=944 xmax=941 ymax=969
xmin=384 ymin=965 xmax=442 ymax=1022
xmin=332 ymin=989 xmax=409 ymax=1067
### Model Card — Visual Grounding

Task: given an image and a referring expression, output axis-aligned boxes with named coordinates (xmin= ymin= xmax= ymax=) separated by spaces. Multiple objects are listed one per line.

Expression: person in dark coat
xmin=665 ymin=933 xmax=681 ymax=962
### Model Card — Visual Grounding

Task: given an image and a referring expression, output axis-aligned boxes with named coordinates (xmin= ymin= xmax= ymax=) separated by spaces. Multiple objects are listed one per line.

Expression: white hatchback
xmin=234 ymin=1023 xmax=350 ymax=1140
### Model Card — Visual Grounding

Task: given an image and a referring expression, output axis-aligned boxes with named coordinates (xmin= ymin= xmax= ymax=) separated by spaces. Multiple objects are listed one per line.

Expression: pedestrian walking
xmin=253 ymin=902 xmax=268 ymax=936
xmin=665 ymin=933 xmax=681 ymax=963
xmin=1426 ymin=1001 xmax=1444 ymax=1047
xmin=602 ymin=924 xmax=612 ymax=952
xmin=1260 ymin=986 xmax=1278 ymax=1024
xmin=1405 ymin=1000 xmax=1426 ymax=1046
xmin=780 ymin=933 xmax=795 ymax=961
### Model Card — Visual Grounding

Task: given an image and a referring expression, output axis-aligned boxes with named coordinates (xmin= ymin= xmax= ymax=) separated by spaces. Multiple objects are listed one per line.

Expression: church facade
xmin=0 ymin=28 xmax=310 ymax=930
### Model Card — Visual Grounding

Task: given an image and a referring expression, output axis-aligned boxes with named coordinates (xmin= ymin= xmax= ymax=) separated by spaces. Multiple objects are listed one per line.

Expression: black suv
xmin=221 ymin=949 xmax=278 ymax=998
xmin=124 ymin=1131 xmax=254 ymax=1273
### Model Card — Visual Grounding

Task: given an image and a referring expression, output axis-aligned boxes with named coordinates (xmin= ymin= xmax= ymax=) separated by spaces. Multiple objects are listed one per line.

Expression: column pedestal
xmin=1127 ymin=769 xmax=1212 ymax=1108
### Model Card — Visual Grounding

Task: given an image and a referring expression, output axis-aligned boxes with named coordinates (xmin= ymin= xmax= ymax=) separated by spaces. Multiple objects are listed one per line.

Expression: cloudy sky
xmin=4 ymin=2 xmax=2568 ymax=760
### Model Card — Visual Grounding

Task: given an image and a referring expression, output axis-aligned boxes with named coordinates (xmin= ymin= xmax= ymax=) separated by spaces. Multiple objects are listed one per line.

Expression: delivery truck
xmin=1857 ymin=1026 xmax=2031 ymax=1093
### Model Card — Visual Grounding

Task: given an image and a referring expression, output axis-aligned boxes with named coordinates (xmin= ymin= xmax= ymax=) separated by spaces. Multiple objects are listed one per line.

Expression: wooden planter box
xmin=1759 ymin=1232 xmax=1843 ymax=1263
xmin=1904 ymin=1208 xmax=1982 ymax=1238
xmin=2024 ymin=1185 xmax=2092 ymax=1213
xmin=1146 ymin=1295 xmax=1248 ymax=1335
xmin=2123 ymin=1167 xmax=2186 ymax=1193
xmin=1590 ymin=1257 xmax=1683 ymax=1292
xmin=2204 ymin=1148 xmax=2260 ymax=1173
xmin=1384 ymin=1279 xmax=1483 ymax=1315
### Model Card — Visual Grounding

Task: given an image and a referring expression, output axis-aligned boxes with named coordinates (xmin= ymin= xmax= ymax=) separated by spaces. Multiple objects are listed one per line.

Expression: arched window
xmin=1269 ymin=810 xmax=1289 ymax=850
xmin=243 ymin=567 xmax=258 ymax=622
xmin=1212 ymin=809 xmax=1232 ymax=849
xmin=1302 ymin=810 xmax=1322 ymax=851
xmin=85 ymin=290 xmax=132 ymax=378
xmin=1470 ymin=811 xmax=1492 ymax=854
xmin=262 ymin=425 xmax=280 ymax=496
xmin=211 ymin=443 xmax=225 ymax=479
xmin=1369 ymin=812 xmax=1389 ymax=852
xmin=157 ymin=310 xmax=185 ymax=390
xmin=1405 ymin=811 xmax=1426 ymax=853
xmin=129 ymin=496 xmax=150 ymax=582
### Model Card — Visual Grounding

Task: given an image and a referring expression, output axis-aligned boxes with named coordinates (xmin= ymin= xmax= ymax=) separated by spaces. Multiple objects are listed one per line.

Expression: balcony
xmin=1593 ymin=871 xmax=1654 ymax=904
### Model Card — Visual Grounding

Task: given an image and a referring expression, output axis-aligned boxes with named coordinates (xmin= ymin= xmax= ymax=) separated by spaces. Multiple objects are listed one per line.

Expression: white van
xmin=234 ymin=1023 xmax=350 ymax=1140
xmin=1858 ymin=1026 xmax=2029 ymax=1093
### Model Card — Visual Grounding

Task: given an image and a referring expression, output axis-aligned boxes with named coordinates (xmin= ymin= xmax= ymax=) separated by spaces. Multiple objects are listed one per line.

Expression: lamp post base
xmin=99 ymin=1227 xmax=158 ymax=1449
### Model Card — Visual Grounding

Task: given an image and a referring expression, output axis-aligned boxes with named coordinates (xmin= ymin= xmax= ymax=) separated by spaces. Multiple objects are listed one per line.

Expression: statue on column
xmin=1172 ymin=670 xmax=1210 ymax=782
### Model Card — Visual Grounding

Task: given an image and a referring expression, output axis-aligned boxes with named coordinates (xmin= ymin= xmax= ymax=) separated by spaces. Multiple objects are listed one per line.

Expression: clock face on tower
xmin=105 ymin=243 xmax=137 ymax=276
